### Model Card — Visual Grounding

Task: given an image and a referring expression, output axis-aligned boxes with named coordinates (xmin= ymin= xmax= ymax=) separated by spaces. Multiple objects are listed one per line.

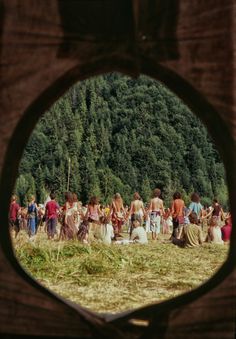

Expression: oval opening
xmin=10 ymin=73 xmax=230 ymax=313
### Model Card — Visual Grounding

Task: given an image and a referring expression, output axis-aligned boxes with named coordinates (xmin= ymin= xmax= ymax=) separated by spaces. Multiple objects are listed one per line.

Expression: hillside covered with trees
xmin=15 ymin=73 xmax=228 ymax=207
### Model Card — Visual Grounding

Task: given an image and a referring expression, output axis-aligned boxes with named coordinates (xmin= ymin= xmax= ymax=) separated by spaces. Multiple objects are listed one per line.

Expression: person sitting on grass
xmin=221 ymin=213 xmax=232 ymax=243
xmin=130 ymin=216 xmax=148 ymax=244
xmin=100 ymin=215 xmax=114 ymax=245
xmin=172 ymin=212 xmax=204 ymax=248
xmin=206 ymin=216 xmax=224 ymax=244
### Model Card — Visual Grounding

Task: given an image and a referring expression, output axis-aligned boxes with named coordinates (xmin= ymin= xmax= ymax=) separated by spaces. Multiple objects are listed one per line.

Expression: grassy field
xmin=13 ymin=229 xmax=229 ymax=314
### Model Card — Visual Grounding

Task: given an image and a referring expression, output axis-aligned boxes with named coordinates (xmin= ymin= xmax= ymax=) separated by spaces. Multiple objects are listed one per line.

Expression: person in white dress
xmin=206 ymin=216 xmax=224 ymax=244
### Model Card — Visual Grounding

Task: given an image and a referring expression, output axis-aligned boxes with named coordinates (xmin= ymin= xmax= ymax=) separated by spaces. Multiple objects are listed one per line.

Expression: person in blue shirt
xmin=187 ymin=192 xmax=203 ymax=223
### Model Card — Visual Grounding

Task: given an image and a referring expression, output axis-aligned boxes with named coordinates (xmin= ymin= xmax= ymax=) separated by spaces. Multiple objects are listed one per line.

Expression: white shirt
xmin=131 ymin=227 xmax=148 ymax=244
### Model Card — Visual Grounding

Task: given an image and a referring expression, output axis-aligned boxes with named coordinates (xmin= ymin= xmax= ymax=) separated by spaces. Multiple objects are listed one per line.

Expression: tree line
xmin=15 ymin=73 xmax=228 ymax=208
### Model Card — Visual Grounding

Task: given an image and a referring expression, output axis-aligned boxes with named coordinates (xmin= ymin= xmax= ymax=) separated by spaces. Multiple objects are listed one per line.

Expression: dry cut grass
xmin=13 ymin=230 xmax=229 ymax=314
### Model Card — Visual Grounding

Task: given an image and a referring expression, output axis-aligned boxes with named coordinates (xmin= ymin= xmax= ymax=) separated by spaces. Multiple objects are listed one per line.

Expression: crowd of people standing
xmin=9 ymin=189 xmax=232 ymax=247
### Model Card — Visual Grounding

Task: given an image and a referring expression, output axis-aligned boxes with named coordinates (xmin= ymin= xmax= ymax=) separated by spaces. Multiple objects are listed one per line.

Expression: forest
xmin=15 ymin=73 xmax=228 ymax=207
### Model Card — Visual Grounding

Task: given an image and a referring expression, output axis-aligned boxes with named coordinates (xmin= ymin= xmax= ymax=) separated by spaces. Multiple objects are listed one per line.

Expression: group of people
xmin=9 ymin=189 xmax=232 ymax=247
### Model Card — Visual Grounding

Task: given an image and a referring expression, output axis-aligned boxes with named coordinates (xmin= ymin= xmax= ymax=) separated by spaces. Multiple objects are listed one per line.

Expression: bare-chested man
xmin=110 ymin=193 xmax=125 ymax=238
xmin=149 ymin=188 xmax=164 ymax=240
xmin=129 ymin=192 xmax=146 ymax=236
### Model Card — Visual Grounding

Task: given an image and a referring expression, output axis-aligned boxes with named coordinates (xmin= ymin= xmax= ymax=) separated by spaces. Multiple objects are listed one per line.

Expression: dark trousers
xmin=9 ymin=219 xmax=20 ymax=235
xmin=172 ymin=218 xmax=179 ymax=238
xmin=172 ymin=237 xmax=184 ymax=247
xmin=47 ymin=218 xmax=57 ymax=237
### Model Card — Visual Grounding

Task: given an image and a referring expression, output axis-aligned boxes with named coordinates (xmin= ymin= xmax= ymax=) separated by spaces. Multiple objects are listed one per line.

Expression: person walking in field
xmin=202 ymin=198 xmax=224 ymax=224
xmin=149 ymin=188 xmax=164 ymax=240
xmin=171 ymin=191 xmax=185 ymax=239
xmin=45 ymin=192 xmax=59 ymax=240
xmin=9 ymin=195 xmax=20 ymax=238
xmin=72 ymin=193 xmax=83 ymax=230
xmin=187 ymin=192 xmax=204 ymax=223
xmin=27 ymin=195 xmax=38 ymax=238
xmin=18 ymin=206 xmax=28 ymax=231
xmin=110 ymin=193 xmax=125 ymax=239
xmin=128 ymin=192 xmax=146 ymax=237
xmin=60 ymin=192 xmax=78 ymax=240
xmin=85 ymin=196 xmax=102 ymax=243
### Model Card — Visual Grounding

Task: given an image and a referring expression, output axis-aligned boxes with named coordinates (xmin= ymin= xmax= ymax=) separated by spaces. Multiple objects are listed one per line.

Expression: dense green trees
xmin=15 ymin=73 xmax=228 ymax=207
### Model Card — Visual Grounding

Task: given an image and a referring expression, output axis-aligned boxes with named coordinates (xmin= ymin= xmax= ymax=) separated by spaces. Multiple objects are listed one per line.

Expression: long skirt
xmin=60 ymin=215 xmax=77 ymax=240
xmin=28 ymin=217 xmax=36 ymax=236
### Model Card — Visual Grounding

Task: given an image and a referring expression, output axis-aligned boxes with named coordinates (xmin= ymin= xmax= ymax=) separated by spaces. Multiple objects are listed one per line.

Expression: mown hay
xmin=13 ymin=230 xmax=228 ymax=313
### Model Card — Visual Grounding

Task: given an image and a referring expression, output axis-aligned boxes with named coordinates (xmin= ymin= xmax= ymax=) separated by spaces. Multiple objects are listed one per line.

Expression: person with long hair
xmin=72 ymin=193 xmax=83 ymax=230
xmin=162 ymin=208 xmax=172 ymax=235
xmin=60 ymin=192 xmax=78 ymax=240
xmin=149 ymin=188 xmax=164 ymax=240
xmin=99 ymin=215 xmax=114 ymax=245
xmin=85 ymin=196 xmax=102 ymax=242
xmin=110 ymin=193 xmax=125 ymax=239
xmin=206 ymin=216 xmax=224 ymax=244
xmin=202 ymin=198 xmax=224 ymax=224
xmin=27 ymin=195 xmax=38 ymax=238
xmin=187 ymin=192 xmax=203 ymax=223
xmin=221 ymin=213 xmax=232 ymax=243
xmin=128 ymin=192 xmax=146 ymax=237
xmin=171 ymin=191 xmax=185 ymax=238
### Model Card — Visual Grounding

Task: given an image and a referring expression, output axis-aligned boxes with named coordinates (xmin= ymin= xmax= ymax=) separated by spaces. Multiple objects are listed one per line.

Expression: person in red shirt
xmin=221 ymin=213 xmax=232 ymax=243
xmin=45 ymin=192 xmax=59 ymax=239
xmin=9 ymin=195 xmax=20 ymax=237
